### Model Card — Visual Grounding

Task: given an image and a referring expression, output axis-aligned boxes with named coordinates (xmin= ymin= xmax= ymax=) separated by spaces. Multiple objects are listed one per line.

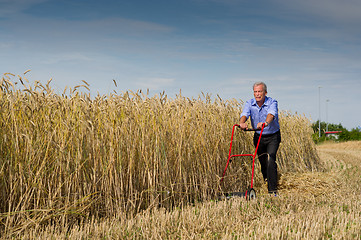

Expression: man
xmin=239 ymin=82 xmax=281 ymax=194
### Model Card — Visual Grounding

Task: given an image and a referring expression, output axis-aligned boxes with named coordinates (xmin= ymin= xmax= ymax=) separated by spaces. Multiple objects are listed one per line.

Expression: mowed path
xmin=317 ymin=140 xmax=361 ymax=169
xmin=278 ymin=140 xmax=361 ymax=196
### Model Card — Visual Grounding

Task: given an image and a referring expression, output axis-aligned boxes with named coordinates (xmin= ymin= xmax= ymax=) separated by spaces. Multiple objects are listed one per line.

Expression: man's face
xmin=253 ymin=84 xmax=267 ymax=103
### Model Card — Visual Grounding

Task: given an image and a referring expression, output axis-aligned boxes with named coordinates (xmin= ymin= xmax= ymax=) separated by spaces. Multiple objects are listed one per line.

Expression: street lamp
xmin=326 ymin=99 xmax=330 ymax=132
xmin=318 ymin=86 xmax=322 ymax=138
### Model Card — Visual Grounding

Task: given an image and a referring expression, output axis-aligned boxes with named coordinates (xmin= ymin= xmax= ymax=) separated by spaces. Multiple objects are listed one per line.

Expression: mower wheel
xmin=246 ymin=188 xmax=256 ymax=200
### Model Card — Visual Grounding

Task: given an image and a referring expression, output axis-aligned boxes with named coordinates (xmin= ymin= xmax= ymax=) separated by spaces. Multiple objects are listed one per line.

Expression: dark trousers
xmin=253 ymin=131 xmax=281 ymax=193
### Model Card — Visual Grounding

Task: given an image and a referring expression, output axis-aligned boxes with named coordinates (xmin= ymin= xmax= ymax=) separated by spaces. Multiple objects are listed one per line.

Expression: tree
xmin=311 ymin=121 xmax=361 ymax=143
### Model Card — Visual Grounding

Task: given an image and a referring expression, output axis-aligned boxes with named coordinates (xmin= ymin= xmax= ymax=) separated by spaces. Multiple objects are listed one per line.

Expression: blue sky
xmin=1 ymin=0 xmax=361 ymax=129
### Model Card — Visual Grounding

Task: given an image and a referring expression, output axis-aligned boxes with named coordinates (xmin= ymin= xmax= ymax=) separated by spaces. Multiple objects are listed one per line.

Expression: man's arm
xmin=256 ymin=113 xmax=274 ymax=129
xmin=256 ymin=99 xmax=277 ymax=129
xmin=239 ymin=101 xmax=251 ymax=129
xmin=239 ymin=115 xmax=248 ymax=130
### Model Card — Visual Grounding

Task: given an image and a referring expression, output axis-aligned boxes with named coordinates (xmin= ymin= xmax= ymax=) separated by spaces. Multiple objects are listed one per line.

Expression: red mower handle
xmin=220 ymin=123 xmax=266 ymax=186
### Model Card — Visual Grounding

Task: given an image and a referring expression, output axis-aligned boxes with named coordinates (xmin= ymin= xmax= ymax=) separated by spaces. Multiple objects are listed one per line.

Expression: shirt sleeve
xmin=267 ymin=99 xmax=278 ymax=116
xmin=240 ymin=100 xmax=251 ymax=118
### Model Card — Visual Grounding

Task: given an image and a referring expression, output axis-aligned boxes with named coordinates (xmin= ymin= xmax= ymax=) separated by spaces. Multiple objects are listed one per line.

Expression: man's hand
xmin=256 ymin=122 xmax=264 ymax=129
xmin=239 ymin=116 xmax=248 ymax=130
xmin=239 ymin=122 xmax=248 ymax=130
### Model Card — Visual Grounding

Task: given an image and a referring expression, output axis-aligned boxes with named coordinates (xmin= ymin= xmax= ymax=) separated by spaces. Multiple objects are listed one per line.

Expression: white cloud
xmin=39 ymin=52 xmax=94 ymax=65
xmin=136 ymin=77 xmax=175 ymax=90
xmin=0 ymin=0 xmax=47 ymax=16
xmin=275 ymin=0 xmax=361 ymax=25
xmin=0 ymin=42 xmax=13 ymax=48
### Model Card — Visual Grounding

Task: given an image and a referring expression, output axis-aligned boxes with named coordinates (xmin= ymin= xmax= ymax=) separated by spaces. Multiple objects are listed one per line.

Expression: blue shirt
xmin=240 ymin=96 xmax=280 ymax=135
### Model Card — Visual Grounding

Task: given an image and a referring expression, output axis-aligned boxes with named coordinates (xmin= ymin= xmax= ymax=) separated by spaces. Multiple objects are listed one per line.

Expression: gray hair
xmin=253 ymin=82 xmax=267 ymax=92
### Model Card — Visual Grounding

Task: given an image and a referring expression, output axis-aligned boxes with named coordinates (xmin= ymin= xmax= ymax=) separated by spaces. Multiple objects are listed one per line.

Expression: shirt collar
xmin=251 ymin=96 xmax=269 ymax=106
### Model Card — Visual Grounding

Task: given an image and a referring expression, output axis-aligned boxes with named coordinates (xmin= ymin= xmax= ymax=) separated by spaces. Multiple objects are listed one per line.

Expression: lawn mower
xmin=219 ymin=123 xmax=265 ymax=200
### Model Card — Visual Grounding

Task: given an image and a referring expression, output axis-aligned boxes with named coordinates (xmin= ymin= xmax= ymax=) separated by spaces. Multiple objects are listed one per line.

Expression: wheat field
xmin=14 ymin=139 xmax=360 ymax=239
xmin=0 ymin=73 xmax=340 ymax=238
